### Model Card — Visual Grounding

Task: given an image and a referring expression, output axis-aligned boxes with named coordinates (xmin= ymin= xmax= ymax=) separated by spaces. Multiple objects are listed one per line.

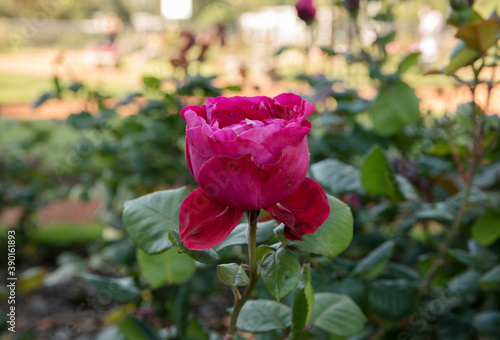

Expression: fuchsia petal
xmin=197 ymin=142 xmax=309 ymax=211
xmin=206 ymin=96 xmax=273 ymax=126
xmin=274 ymin=93 xmax=315 ymax=118
xmin=265 ymin=178 xmax=330 ymax=241
xmin=185 ymin=126 xmax=275 ymax=178
xmin=179 ymin=188 xmax=244 ymax=250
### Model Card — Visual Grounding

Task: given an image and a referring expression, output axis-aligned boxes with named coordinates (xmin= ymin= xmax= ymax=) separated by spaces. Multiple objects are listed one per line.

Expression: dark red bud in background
xmin=343 ymin=0 xmax=360 ymax=13
xmin=449 ymin=0 xmax=474 ymax=11
xmin=295 ymin=0 xmax=316 ymax=25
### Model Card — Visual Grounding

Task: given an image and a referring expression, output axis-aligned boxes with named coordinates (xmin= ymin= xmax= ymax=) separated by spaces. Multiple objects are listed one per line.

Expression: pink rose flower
xmin=179 ymin=94 xmax=330 ymax=250
xmin=295 ymin=0 xmax=316 ymax=25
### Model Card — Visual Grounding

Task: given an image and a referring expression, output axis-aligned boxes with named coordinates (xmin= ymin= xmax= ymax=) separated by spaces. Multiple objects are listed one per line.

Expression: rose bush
xmin=179 ymin=94 xmax=330 ymax=250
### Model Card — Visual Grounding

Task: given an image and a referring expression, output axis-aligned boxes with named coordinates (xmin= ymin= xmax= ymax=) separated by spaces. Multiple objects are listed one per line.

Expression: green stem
xmin=224 ymin=210 xmax=260 ymax=340
xmin=420 ymin=64 xmax=485 ymax=292
xmin=420 ymin=161 xmax=477 ymax=292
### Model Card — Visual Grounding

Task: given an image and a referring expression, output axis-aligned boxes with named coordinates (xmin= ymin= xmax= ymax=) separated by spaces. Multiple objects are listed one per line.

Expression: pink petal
xmin=273 ymin=93 xmax=315 ymax=118
xmin=196 ymin=142 xmax=309 ymax=210
xmin=180 ymin=105 xmax=207 ymax=126
xmin=185 ymin=126 xmax=275 ymax=179
xmin=206 ymin=96 xmax=273 ymax=126
xmin=238 ymin=124 xmax=310 ymax=162
xmin=179 ymin=188 xmax=244 ymax=250
xmin=265 ymin=178 xmax=330 ymax=241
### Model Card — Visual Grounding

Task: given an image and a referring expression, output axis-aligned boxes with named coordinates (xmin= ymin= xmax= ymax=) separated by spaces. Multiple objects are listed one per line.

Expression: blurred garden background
xmin=1 ymin=0 xmax=500 ymax=339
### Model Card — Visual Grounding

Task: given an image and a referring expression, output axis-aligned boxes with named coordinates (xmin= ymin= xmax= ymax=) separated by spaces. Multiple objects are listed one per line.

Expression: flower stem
xmin=224 ymin=210 xmax=260 ymax=340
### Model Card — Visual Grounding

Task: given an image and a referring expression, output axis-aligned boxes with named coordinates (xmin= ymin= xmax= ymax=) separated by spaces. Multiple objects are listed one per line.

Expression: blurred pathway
xmin=0 ymin=48 xmax=141 ymax=86
xmin=0 ymin=48 xmax=499 ymax=120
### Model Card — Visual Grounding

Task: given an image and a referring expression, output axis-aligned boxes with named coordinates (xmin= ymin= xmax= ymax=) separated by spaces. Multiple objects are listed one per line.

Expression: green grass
xmin=0 ymin=72 xmax=135 ymax=103
xmin=28 ymin=222 xmax=104 ymax=247
xmin=0 ymin=73 xmax=54 ymax=103
xmin=0 ymin=222 xmax=104 ymax=247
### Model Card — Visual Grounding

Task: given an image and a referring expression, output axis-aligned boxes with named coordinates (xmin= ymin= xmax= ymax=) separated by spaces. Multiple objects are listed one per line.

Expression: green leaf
xmin=367 ymin=279 xmax=419 ymax=321
xmin=123 ymin=187 xmax=188 ymax=255
xmin=225 ymin=85 xmax=242 ymax=91
xmin=96 ymin=326 xmax=125 ymax=340
xmin=360 ymin=146 xmax=404 ymax=201
xmin=273 ymin=224 xmax=288 ymax=244
xmin=310 ymin=159 xmax=364 ymax=195
xmin=371 ymin=80 xmax=420 ymax=136
xmin=480 ymin=266 xmax=500 ymax=291
xmin=291 ymin=195 xmax=353 ymax=257
xmin=310 ymin=293 xmax=367 ymax=337
xmin=456 ymin=19 xmax=500 ymax=52
xmin=352 ymin=240 xmax=395 ymax=280
xmin=320 ymin=46 xmax=336 ymax=56
xmin=257 ymin=244 xmax=279 ymax=262
xmin=119 ymin=315 xmax=161 ymax=340
xmin=291 ymin=265 xmax=314 ymax=339
xmin=445 ymin=46 xmax=481 ymax=74
xmin=214 ymin=220 xmax=276 ymax=251
xmin=44 ymin=252 xmax=87 ymax=286
xmin=217 ymin=264 xmax=250 ymax=288
xmin=79 ymin=273 xmax=140 ymax=302
xmin=137 ymin=248 xmax=195 ymax=287
xmin=398 ymin=52 xmax=420 ymax=73
xmin=143 ymin=76 xmax=161 ymax=89
xmin=236 ymin=300 xmax=292 ymax=333
xmin=32 ymin=91 xmax=56 ymax=108
xmin=471 ymin=210 xmax=500 ymax=246
xmin=396 ymin=175 xmax=420 ymax=201
xmin=447 ymin=270 xmax=482 ymax=308
xmin=341 ymin=277 xmax=367 ymax=310
xmin=261 ymin=248 xmax=301 ymax=301
xmin=68 ymin=82 xmax=84 ymax=92
xmin=19 ymin=267 xmax=46 ymax=293
xmin=446 ymin=248 xmax=494 ymax=271
xmin=168 ymin=229 xmax=219 ymax=264
xmin=185 ymin=316 xmax=209 ymax=340
xmin=473 ymin=311 xmax=500 ymax=336
xmin=386 ymin=263 xmax=421 ymax=281
xmin=166 ymin=285 xmax=190 ymax=337
xmin=67 ymin=111 xmax=99 ymax=130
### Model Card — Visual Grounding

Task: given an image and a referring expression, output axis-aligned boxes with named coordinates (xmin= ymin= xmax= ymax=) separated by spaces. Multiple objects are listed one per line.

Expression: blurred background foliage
xmin=0 ymin=0 xmax=500 ymax=339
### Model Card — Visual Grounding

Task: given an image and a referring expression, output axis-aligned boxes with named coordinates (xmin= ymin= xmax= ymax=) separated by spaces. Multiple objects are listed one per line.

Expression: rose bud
xmin=449 ymin=0 xmax=474 ymax=10
xmin=295 ymin=0 xmax=316 ymax=25
xmin=179 ymin=94 xmax=330 ymax=250
xmin=344 ymin=0 xmax=360 ymax=13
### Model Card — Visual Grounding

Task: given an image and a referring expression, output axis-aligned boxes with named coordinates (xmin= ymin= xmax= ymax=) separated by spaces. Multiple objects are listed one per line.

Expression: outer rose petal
xmin=197 ymin=142 xmax=310 ymax=210
xmin=180 ymin=105 xmax=207 ymax=125
xmin=265 ymin=178 xmax=330 ymax=241
xmin=180 ymin=188 xmax=244 ymax=250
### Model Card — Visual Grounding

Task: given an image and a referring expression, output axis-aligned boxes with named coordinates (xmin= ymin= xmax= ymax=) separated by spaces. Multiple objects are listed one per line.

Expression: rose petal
xmin=274 ymin=93 xmax=315 ymax=118
xmin=179 ymin=188 xmax=244 ymax=250
xmin=206 ymin=96 xmax=273 ymax=126
xmin=265 ymin=178 xmax=330 ymax=241
xmin=185 ymin=126 xmax=275 ymax=178
xmin=238 ymin=123 xmax=310 ymax=161
xmin=196 ymin=142 xmax=309 ymax=210
xmin=180 ymin=105 xmax=207 ymax=126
